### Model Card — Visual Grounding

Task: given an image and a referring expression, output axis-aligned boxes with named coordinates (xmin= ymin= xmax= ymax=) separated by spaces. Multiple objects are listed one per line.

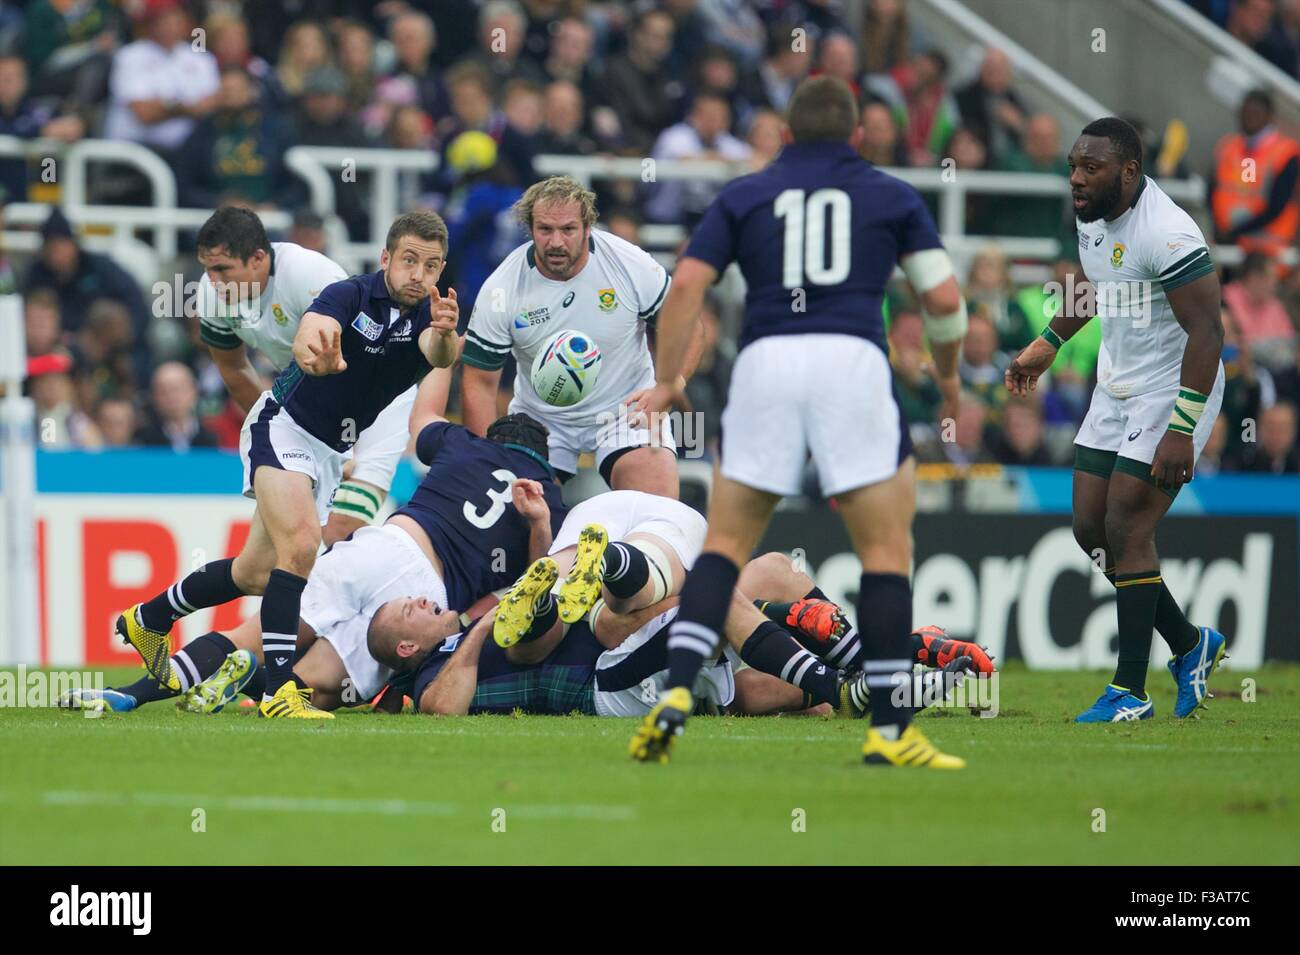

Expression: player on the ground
xmin=196 ymin=206 xmax=442 ymax=547
xmin=1005 ymin=117 xmax=1227 ymax=723
xmin=460 ymin=175 xmax=689 ymax=497
xmin=624 ymin=76 xmax=970 ymax=767
xmin=71 ymin=413 xmax=563 ymax=715
xmin=113 ymin=211 xmax=460 ymax=719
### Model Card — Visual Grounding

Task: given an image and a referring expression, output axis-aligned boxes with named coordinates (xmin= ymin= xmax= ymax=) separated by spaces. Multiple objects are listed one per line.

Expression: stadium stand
xmin=0 ymin=0 xmax=1295 ymax=477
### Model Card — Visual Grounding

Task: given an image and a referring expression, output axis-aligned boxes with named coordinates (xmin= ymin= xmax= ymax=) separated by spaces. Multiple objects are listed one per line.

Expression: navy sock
xmin=519 ymin=594 xmax=559 ymax=643
xmin=601 ymin=542 xmax=650 ymax=600
xmin=739 ymin=620 xmax=840 ymax=705
xmin=170 ymin=632 xmax=236 ymax=692
xmin=665 ymin=553 xmax=738 ymax=691
xmin=858 ymin=572 xmax=914 ymax=734
xmin=260 ymin=569 xmax=306 ymax=696
xmin=114 ymin=674 xmax=178 ymax=705
xmin=242 ymin=667 xmax=267 ymax=700
xmin=1113 ymin=571 xmax=1160 ymax=696
xmin=139 ymin=558 xmax=243 ymax=632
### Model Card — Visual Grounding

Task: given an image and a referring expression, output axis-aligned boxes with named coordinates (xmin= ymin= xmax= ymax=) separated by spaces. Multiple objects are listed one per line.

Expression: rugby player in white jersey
xmin=1006 ymin=117 xmax=1228 ymax=723
xmin=460 ymin=176 xmax=687 ymax=498
xmin=195 ymin=206 xmax=444 ymax=546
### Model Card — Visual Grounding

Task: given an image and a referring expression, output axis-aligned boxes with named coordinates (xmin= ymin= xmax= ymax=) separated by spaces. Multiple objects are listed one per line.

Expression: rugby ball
xmin=530 ymin=329 xmax=602 ymax=407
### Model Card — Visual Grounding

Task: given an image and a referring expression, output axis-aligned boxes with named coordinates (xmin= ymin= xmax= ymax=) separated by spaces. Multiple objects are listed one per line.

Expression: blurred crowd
xmin=3 ymin=0 xmax=1298 ymax=478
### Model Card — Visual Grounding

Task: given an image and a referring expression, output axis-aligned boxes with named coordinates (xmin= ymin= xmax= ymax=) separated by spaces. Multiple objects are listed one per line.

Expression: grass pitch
xmin=1 ymin=664 xmax=1297 ymax=866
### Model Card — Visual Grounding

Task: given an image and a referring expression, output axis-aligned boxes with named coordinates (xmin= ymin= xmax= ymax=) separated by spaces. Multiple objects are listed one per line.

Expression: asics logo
xmin=1128 ymin=430 xmax=1142 ymax=441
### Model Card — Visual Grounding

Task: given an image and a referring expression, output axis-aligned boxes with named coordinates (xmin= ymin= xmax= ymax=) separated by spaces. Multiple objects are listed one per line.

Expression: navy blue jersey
xmin=394 ymin=421 xmax=567 ymax=610
xmin=684 ymin=141 xmax=942 ymax=354
xmin=411 ymin=621 xmax=604 ymax=714
xmin=271 ymin=270 xmax=433 ymax=451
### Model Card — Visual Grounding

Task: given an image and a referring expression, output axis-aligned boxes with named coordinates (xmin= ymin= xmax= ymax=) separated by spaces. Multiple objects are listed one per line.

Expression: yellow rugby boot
xmin=862 ymin=724 xmax=965 ymax=769
xmin=258 ymin=682 xmax=334 ymax=719
xmin=115 ymin=603 xmax=178 ymax=691
xmin=556 ymin=524 xmax=609 ymax=624
xmin=493 ymin=557 xmax=559 ymax=648
xmin=629 ymin=686 xmax=693 ymax=764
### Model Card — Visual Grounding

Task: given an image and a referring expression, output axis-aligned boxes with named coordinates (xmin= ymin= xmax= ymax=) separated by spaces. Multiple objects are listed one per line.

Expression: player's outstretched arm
xmin=460 ymin=364 xmax=503 ymax=436
xmin=511 ymin=479 xmax=553 ymax=562
xmin=1151 ymin=271 xmax=1225 ymax=489
xmin=901 ymin=250 xmax=967 ymax=420
xmin=418 ymin=615 xmax=493 ymax=716
xmin=408 ymin=367 xmax=452 ymax=441
xmin=293 ymin=312 xmax=346 ymax=375
xmin=643 ymin=257 xmax=717 ymax=416
xmin=419 ymin=287 xmax=460 ymax=368
xmin=207 ymin=341 xmax=265 ymax=413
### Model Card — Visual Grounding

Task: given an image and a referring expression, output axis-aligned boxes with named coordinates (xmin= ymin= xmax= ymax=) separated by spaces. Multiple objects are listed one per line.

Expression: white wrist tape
xmin=921 ymin=298 xmax=969 ymax=344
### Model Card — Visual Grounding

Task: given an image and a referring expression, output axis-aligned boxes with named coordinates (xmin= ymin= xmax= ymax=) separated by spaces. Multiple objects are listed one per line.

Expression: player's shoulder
xmin=272 ymin=242 xmax=348 ymax=283
xmin=1135 ymin=178 xmax=1203 ymax=237
xmin=592 ymin=228 xmax=663 ymax=277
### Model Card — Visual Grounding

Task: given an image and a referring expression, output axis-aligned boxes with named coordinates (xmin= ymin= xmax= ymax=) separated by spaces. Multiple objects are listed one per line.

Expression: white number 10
xmin=774 ymin=188 xmax=851 ymax=289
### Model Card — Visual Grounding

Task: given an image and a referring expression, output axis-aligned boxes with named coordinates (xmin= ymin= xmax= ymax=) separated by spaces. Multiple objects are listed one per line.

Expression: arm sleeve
xmin=195 ymin=276 xmax=242 ymax=349
xmin=896 ymin=187 xmax=944 ymax=256
xmin=1147 ymin=213 xmax=1214 ymax=293
xmin=415 ymin=420 xmax=457 ymax=465
xmin=461 ymin=293 xmax=514 ymax=371
xmin=682 ymin=192 xmax=737 ymax=274
xmin=623 ymin=241 xmax=670 ymax=319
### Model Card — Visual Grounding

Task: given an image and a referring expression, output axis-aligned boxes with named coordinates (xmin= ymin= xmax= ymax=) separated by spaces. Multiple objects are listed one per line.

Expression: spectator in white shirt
xmin=102 ymin=0 xmax=219 ymax=156
xmin=645 ymin=90 xmax=752 ymax=225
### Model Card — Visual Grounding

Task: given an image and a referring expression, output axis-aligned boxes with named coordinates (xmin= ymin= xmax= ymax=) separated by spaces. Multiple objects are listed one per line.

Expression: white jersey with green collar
xmin=462 ymin=229 xmax=670 ymax=429
xmin=198 ymin=241 xmax=349 ymax=371
xmin=1075 ymin=176 xmax=1215 ymax=399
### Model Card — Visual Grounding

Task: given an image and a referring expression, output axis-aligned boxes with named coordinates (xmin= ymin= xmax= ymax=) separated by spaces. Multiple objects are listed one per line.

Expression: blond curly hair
xmin=512 ymin=176 xmax=599 ymax=231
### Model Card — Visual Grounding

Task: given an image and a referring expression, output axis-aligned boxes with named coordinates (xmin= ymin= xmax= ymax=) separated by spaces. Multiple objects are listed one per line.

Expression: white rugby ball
xmin=530 ymin=329 xmax=602 ymax=407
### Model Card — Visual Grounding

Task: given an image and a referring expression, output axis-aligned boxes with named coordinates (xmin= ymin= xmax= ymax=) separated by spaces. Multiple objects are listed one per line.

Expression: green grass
xmin=1 ymin=664 xmax=1298 ymax=865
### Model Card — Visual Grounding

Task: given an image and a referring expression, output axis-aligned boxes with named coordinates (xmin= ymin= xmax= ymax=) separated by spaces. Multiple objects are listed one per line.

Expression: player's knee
xmin=1072 ymin=516 xmax=1107 ymax=557
xmin=275 ymin=539 xmax=318 ymax=578
xmin=231 ymin=553 xmax=271 ymax=594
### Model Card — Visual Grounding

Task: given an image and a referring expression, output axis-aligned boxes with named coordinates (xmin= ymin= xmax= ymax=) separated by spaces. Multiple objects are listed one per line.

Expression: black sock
xmin=757 ymin=598 xmax=864 ymax=670
xmin=858 ymin=572 xmax=914 ymax=735
xmin=804 ymin=585 xmax=827 ymax=601
xmin=260 ymin=569 xmax=306 ymax=696
xmin=665 ymin=553 xmax=738 ymax=691
xmin=243 ymin=667 xmax=267 ymax=700
xmin=170 ymin=632 xmax=236 ymax=692
xmin=739 ymin=620 xmax=841 ymax=705
xmin=139 ymin=558 xmax=244 ymax=632
xmin=1104 ymin=566 xmax=1198 ymax=658
xmin=601 ymin=542 xmax=650 ymax=600
xmin=519 ymin=594 xmax=559 ymax=643
xmin=114 ymin=674 xmax=178 ymax=705
xmin=1113 ymin=571 xmax=1161 ymax=696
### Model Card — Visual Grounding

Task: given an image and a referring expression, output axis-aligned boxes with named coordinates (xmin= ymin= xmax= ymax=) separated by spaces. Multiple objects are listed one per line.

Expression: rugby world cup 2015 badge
xmin=598 ymin=288 xmax=617 ymax=312
xmin=352 ymin=312 xmax=384 ymax=341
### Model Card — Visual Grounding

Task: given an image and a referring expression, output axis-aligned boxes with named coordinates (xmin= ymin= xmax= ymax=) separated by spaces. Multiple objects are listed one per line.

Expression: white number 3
xmin=463 ymin=469 xmax=518 ymax=529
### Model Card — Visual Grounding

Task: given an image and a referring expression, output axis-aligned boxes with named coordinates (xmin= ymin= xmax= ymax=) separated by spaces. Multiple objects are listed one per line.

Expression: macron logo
xmin=50 ymin=885 xmax=151 ymax=935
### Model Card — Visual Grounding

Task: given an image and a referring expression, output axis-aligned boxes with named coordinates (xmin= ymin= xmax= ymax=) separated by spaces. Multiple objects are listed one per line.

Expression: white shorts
xmin=512 ymin=399 xmax=676 ymax=480
xmin=240 ymin=392 xmax=346 ymax=525
xmin=1075 ymin=369 xmax=1225 ymax=467
xmin=300 ymin=523 xmax=449 ymax=700
xmin=721 ymin=334 xmax=908 ymax=497
xmin=592 ymin=606 xmax=735 ymax=717
xmin=347 ymin=384 xmax=416 ymax=492
xmin=548 ymin=490 xmax=706 ymax=568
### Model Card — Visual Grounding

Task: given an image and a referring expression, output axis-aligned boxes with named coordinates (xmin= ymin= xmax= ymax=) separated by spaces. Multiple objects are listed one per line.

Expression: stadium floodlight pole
xmin=0 ymin=294 xmax=38 ymax=666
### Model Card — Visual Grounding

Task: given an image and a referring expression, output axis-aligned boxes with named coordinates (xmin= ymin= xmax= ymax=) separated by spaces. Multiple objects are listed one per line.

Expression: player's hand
xmin=1005 ymin=338 xmax=1057 ymax=396
xmin=1150 ymin=430 xmax=1195 ymax=490
xmin=626 ymin=381 xmax=690 ymax=429
xmin=301 ymin=326 xmax=347 ymax=375
xmin=511 ymin=478 xmax=549 ymax=523
xmin=430 ymin=287 xmax=458 ymax=336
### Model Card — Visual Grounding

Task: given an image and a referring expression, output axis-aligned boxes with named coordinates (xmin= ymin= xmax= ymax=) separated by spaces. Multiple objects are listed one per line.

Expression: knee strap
xmin=632 ymin=539 xmax=674 ymax=604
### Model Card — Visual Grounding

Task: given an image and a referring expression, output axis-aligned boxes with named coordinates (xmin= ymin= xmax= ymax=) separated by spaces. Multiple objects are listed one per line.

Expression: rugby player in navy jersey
xmin=72 ymin=413 xmax=567 ymax=716
xmin=112 ymin=212 xmax=461 ymax=720
xmin=627 ymin=76 xmax=970 ymax=766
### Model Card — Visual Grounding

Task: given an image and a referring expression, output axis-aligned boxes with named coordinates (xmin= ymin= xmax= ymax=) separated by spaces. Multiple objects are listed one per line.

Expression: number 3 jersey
xmin=393 ymin=421 xmax=568 ymax=610
xmin=683 ymin=140 xmax=943 ymax=355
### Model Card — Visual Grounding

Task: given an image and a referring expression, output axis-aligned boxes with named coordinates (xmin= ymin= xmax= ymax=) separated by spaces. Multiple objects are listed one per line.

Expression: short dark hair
xmin=1079 ymin=116 xmax=1143 ymax=171
xmin=1243 ymin=87 xmax=1274 ymax=115
xmin=196 ymin=206 xmax=271 ymax=261
xmin=385 ymin=209 xmax=448 ymax=254
xmin=787 ymin=75 xmax=858 ymax=143
xmin=486 ymin=412 xmax=549 ymax=460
